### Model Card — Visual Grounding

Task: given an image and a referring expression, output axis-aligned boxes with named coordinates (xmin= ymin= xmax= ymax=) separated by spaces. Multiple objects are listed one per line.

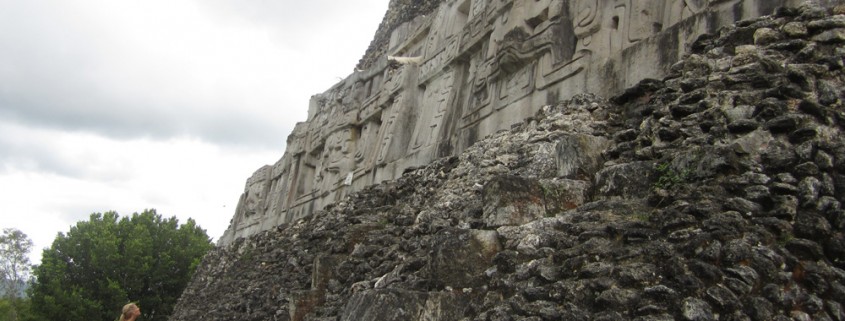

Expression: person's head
xmin=119 ymin=303 xmax=141 ymax=321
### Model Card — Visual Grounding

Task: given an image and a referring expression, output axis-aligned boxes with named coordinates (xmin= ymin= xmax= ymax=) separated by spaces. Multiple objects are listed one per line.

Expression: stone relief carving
xmin=220 ymin=0 xmax=801 ymax=245
xmin=419 ymin=34 xmax=461 ymax=82
xmin=315 ymin=127 xmax=357 ymax=195
xmin=293 ymin=152 xmax=317 ymax=200
xmin=411 ymin=70 xmax=455 ymax=153
xmin=470 ymin=0 xmax=486 ymax=19
xmin=572 ymin=0 xmax=601 ymax=50
xmin=354 ymin=119 xmax=381 ymax=170
xmin=241 ymin=166 xmax=271 ymax=217
xmin=623 ymin=1 xmax=665 ymax=43
xmin=424 ymin=6 xmax=449 ymax=60
xmin=465 ymin=49 xmax=491 ymax=118
xmin=375 ymin=92 xmax=405 ymax=166
xmin=496 ymin=61 xmax=534 ymax=106
xmin=264 ymin=157 xmax=289 ymax=218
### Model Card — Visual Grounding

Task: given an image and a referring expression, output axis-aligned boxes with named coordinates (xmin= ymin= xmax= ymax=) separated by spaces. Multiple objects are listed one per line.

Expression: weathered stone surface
xmin=705 ymin=285 xmax=740 ymax=312
xmin=482 ymin=175 xmax=546 ymax=227
xmin=755 ymin=27 xmax=782 ymax=45
xmin=170 ymin=2 xmax=845 ymax=321
xmin=539 ymin=178 xmax=590 ymax=214
xmin=783 ymin=21 xmax=809 ymax=37
xmin=786 ymin=238 xmax=826 ymax=260
xmin=682 ymin=297 xmax=715 ymax=321
xmin=594 ymin=162 xmax=655 ymax=200
xmin=556 ymin=134 xmax=611 ymax=180
xmin=340 ymin=289 xmax=428 ymax=321
xmin=427 ymin=228 xmax=500 ymax=288
xmin=814 ymin=28 xmax=845 ymax=42
xmin=219 ymin=0 xmax=845 ymax=245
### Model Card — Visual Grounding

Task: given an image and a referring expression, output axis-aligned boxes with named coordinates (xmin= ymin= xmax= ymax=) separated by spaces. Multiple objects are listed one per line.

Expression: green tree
xmin=28 ymin=210 xmax=213 ymax=321
xmin=0 ymin=228 xmax=33 ymax=321
xmin=0 ymin=298 xmax=34 ymax=321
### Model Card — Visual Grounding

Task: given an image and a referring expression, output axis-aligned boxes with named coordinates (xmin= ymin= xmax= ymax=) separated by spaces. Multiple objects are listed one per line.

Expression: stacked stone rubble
xmin=171 ymin=3 xmax=845 ymax=320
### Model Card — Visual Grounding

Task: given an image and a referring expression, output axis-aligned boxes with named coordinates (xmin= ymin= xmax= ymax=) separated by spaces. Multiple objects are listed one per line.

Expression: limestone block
xmin=340 ymin=289 xmax=474 ymax=321
xmin=340 ymin=289 xmax=428 ymax=321
xmin=482 ymin=175 xmax=547 ymax=227
xmin=312 ymin=255 xmax=344 ymax=292
xmin=555 ymin=134 xmax=612 ymax=180
xmin=594 ymin=161 xmax=656 ymax=200
xmin=669 ymin=146 xmax=738 ymax=180
xmin=418 ymin=292 xmax=475 ymax=321
xmin=427 ymin=228 xmax=501 ymax=288
xmin=289 ymin=289 xmax=324 ymax=321
xmin=540 ymin=178 xmax=591 ymax=214
xmin=813 ymin=28 xmax=845 ymax=43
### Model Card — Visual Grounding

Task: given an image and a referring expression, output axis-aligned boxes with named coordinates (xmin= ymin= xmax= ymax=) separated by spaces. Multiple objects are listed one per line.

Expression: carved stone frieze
xmin=219 ymin=0 xmax=811 ymax=245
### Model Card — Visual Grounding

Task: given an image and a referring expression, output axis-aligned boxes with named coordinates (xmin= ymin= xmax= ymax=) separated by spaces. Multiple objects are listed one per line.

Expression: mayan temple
xmin=172 ymin=0 xmax=845 ymax=320
xmin=220 ymin=0 xmax=837 ymax=245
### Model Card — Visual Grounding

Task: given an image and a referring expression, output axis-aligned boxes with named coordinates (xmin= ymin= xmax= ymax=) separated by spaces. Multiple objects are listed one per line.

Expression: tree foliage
xmin=28 ymin=210 xmax=213 ymax=321
xmin=0 ymin=298 xmax=34 ymax=321
xmin=0 ymin=228 xmax=33 ymax=321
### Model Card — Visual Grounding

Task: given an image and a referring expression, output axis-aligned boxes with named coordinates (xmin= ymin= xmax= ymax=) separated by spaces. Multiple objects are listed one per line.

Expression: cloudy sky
xmin=0 ymin=0 xmax=390 ymax=265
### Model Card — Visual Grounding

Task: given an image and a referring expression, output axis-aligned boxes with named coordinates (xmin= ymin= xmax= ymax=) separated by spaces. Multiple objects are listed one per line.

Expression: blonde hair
xmin=119 ymin=303 xmax=138 ymax=321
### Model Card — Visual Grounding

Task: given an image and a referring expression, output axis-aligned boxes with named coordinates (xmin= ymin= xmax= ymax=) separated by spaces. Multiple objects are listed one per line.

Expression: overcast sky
xmin=0 ymin=0 xmax=390 ymax=265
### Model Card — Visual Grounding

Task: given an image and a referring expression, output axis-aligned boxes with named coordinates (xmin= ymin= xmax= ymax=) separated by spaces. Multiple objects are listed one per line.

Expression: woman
xmin=118 ymin=303 xmax=141 ymax=321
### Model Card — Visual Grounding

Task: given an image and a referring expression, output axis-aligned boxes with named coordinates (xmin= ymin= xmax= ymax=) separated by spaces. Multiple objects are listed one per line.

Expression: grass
xmin=653 ymin=162 xmax=690 ymax=190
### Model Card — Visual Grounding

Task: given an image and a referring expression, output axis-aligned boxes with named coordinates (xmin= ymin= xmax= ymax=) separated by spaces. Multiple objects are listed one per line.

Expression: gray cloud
xmin=0 ymin=0 xmax=386 ymax=149
xmin=0 ymin=136 xmax=85 ymax=178
xmin=197 ymin=0 xmax=384 ymax=34
xmin=0 ymin=92 xmax=293 ymax=148
xmin=0 ymin=130 xmax=101 ymax=182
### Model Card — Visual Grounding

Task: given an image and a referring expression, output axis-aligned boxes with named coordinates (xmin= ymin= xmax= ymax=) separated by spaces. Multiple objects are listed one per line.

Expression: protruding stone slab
xmin=340 ymin=289 xmax=428 ymax=321
xmin=595 ymin=161 xmax=657 ymax=200
xmin=427 ymin=229 xmax=501 ymax=288
xmin=556 ymin=134 xmax=612 ymax=180
xmin=340 ymin=289 xmax=475 ymax=321
xmin=482 ymin=175 xmax=546 ymax=227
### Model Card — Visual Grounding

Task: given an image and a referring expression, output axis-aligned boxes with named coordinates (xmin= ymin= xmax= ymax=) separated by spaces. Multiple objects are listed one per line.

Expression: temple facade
xmin=219 ymin=0 xmax=815 ymax=245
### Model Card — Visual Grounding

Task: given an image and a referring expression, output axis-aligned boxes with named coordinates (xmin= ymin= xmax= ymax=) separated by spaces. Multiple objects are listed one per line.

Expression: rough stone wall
xmin=221 ymin=0 xmax=836 ymax=246
xmin=172 ymin=3 xmax=845 ymax=320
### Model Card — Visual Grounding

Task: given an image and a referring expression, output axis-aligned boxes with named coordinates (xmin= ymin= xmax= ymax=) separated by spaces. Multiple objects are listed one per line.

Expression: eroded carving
xmin=411 ymin=70 xmax=455 ymax=153
xmin=315 ymin=127 xmax=357 ymax=195
xmin=242 ymin=166 xmax=271 ymax=217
